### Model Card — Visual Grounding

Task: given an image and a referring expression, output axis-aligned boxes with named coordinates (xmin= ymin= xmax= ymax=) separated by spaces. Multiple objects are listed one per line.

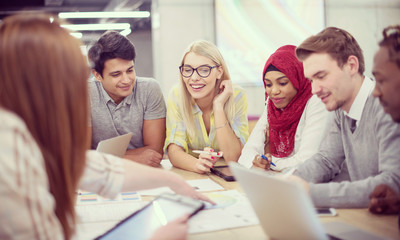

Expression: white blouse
xmin=238 ymin=95 xmax=332 ymax=170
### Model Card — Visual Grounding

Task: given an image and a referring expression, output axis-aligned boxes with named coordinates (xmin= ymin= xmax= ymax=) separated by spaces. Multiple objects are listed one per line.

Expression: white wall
xmin=128 ymin=30 xmax=154 ymax=78
xmin=325 ymin=0 xmax=400 ymax=80
xmin=152 ymin=0 xmax=400 ymax=117
xmin=151 ymin=0 xmax=215 ymax=97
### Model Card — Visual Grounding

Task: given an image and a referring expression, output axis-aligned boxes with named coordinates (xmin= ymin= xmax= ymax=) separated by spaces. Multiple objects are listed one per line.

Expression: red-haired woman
xmin=0 ymin=14 xmax=210 ymax=240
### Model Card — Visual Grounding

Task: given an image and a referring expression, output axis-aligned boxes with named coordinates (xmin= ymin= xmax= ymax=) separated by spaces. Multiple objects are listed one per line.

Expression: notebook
xmin=96 ymin=133 xmax=133 ymax=158
xmin=229 ymin=162 xmax=388 ymax=240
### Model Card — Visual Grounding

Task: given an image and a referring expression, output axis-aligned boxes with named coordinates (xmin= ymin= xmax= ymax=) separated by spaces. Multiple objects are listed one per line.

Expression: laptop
xmin=229 ymin=162 xmax=388 ymax=240
xmin=96 ymin=133 xmax=133 ymax=158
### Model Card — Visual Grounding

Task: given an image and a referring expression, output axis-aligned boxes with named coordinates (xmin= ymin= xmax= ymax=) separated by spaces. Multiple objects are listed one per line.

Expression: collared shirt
xmin=345 ymin=76 xmax=375 ymax=127
xmin=99 ymin=80 xmax=132 ymax=114
xmin=89 ymin=77 xmax=166 ymax=150
xmin=0 ymin=108 xmax=125 ymax=240
xmin=294 ymin=76 xmax=400 ymax=208
xmin=164 ymin=84 xmax=249 ymax=155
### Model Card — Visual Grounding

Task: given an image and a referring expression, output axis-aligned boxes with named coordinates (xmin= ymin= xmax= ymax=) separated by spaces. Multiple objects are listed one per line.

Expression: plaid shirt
xmin=0 ymin=108 xmax=124 ymax=240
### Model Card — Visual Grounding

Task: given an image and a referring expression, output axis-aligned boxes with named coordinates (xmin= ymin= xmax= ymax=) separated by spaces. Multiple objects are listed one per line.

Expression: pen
xmin=261 ymin=154 xmax=276 ymax=167
xmin=193 ymin=150 xmax=222 ymax=157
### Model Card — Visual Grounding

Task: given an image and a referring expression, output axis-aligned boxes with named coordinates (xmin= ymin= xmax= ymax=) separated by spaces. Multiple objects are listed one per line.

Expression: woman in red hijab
xmin=239 ymin=45 xmax=331 ymax=171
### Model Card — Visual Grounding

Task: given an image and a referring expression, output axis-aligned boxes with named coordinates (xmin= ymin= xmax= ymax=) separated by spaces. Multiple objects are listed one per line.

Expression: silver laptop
xmin=96 ymin=133 xmax=133 ymax=158
xmin=229 ymin=162 xmax=388 ymax=240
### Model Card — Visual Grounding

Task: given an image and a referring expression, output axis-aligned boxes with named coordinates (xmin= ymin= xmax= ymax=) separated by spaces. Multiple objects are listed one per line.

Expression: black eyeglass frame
xmin=179 ymin=65 xmax=219 ymax=78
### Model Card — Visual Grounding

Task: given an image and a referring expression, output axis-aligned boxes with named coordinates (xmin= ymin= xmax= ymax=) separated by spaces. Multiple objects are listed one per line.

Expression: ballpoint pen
xmin=193 ymin=150 xmax=223 ymax=157
xmin=261 ymin=154 xmax=276 ymax=167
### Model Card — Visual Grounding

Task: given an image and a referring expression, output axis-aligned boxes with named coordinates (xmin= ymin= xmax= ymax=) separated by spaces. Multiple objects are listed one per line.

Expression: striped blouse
xmin=0 ymin=108 xmax=124 ymax=240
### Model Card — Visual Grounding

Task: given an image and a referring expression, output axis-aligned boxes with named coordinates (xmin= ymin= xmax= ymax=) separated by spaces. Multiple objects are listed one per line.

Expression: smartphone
xmin=95 ymin=193 xmax=204 ymax=240
xmin=210 ymin=165 xmax=235 ymax=182
xmin=316 ymin=207 xmax=337 ymax=217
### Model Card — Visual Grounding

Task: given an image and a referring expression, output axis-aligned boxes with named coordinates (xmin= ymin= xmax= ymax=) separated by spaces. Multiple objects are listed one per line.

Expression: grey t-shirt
xmin=89 ymin=77 xmax=166 ymax=150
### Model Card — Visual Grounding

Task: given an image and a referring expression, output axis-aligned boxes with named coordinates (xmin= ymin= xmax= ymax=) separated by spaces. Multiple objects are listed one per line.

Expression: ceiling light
xmin=59 ymin=11 xmax=150 ymax=19
xmin=70 ymin=32 xmax=83 ymax=39
xmin=61 ymin=23 xmax=130 ymax=31
xmin=120 ymin=28 xmax=132 ymax=36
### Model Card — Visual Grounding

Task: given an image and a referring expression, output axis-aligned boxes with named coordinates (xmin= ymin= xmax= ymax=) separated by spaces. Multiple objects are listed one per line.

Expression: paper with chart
xmin=75 ymin=178 xmax=223 ymax=223
xmin=75 ymin=191 xmax=147 ymax=223
xmin=75 ymin=188 xmax=259 ymax=235
xmin=75 ymin=191 xmax=147 ymax=239
xmin=188 ymin=190 xmax=260 ymax=233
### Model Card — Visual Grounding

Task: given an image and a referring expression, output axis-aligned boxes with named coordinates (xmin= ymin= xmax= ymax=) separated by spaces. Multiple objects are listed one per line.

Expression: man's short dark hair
xmin=88 ymin=31 xmax=136 ymax=76
xmin=379 ymin=25 xmax=400 ymax=69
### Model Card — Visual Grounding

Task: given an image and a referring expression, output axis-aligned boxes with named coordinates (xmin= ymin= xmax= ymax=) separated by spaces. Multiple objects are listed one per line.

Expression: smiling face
xmin=372 ymin=47 xmax=400 ymax=122
xmin=303 ymin=52 xmax=355 ymax=112
xmin=181 ymin=52 xmax=223 ymax=103
xmin=264 ymin=71 xmax=298 ymax=109
xmin=93 ymin=58 xmax=136 ymax=105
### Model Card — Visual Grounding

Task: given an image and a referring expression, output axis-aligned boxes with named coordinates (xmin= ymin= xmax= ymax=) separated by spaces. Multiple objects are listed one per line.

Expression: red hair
xmin=0 ymin=14 xmax=89 ymax=239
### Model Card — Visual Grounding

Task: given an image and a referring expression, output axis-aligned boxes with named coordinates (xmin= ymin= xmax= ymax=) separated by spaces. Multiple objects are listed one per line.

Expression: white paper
xmin=188 ymin=190 xmax=259 ymax=233
xmin=137 ymin=186 xmax=173 ymax=196
xmin=75 ymin=191 xmax=148 ymax=239
xmin=75 ymin=191 xmax=145 ymax=222
xmin=187 ymin=178 xmax=224 ymax=191
xmin=76 ymin=189 xmax=257 ymax=238
xmin=138 ymin=178 xmax=224 ymax=196
xmin=76 ymin=201 xmax=148 ymax=222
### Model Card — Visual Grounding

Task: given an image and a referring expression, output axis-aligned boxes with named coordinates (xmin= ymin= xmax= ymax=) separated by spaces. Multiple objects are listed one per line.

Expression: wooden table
xmin=161 ymin=160 xmax=400 ymax=240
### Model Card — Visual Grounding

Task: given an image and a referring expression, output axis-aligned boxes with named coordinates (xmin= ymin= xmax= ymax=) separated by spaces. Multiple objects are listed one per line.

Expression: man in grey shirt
xmin=289 ymin=27 xmax=400 ymax=208
xmin=88 ymin=31 xmax=166 ymax=167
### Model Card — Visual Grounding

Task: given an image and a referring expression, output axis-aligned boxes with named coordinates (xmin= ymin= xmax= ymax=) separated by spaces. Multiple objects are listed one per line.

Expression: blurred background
xmin=1 ymin=0 xmax=399 ymax=117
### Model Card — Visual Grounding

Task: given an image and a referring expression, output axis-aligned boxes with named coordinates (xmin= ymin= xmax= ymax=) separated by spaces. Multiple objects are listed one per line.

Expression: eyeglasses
xmin=179 ymin=65 xmax=218 ymax=78
xmin=383 ymin=25 xmax=400 ymax=51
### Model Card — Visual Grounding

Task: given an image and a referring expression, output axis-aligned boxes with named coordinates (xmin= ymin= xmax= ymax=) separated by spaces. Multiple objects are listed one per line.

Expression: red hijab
xmin=263 ymin=45 xmax=312 ymax=158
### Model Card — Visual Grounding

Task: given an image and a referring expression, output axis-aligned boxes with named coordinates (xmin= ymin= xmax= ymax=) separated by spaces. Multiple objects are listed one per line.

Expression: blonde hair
xmin=178 ymin=40 xmax=235 ymax=138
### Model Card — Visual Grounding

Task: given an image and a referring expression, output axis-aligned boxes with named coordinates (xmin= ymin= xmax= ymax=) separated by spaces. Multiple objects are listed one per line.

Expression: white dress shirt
xmin=344 ymin=76 xmax=375 ymax=127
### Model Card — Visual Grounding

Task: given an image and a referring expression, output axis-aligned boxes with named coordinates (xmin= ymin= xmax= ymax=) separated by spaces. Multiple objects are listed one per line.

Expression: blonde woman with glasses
xmin=164 ymin=40 xmax=249 ymax=173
